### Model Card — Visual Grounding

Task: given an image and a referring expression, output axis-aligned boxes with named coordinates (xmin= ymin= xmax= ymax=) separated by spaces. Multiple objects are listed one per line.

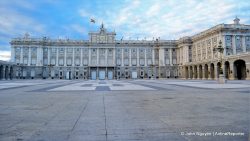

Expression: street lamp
xmin=213 ymin=40 xmax=226 ymax=83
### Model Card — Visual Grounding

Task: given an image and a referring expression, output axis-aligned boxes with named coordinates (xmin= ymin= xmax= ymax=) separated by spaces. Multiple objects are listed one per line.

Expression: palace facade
xmin=1 ymin=17 xmax=249 ymax=80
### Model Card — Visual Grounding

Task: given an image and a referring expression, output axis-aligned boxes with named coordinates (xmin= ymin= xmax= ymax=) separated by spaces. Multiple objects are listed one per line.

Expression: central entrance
xmin=99 ymin=70 xmax=105 ymax=80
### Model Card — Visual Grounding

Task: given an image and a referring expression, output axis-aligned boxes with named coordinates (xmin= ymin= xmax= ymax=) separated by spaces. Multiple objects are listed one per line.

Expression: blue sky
xmin=0 ymin=0 xmax=250 ymax=60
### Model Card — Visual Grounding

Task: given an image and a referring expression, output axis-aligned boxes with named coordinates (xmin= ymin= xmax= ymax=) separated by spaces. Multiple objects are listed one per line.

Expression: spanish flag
xmin=90 ymin=19 xmax=95 ymax=23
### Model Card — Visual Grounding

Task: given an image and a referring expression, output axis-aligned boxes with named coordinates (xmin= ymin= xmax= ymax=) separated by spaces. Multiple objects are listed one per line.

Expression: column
xmin=242 ymin=36 xmax=246 ymax=52
xmin=214 ymin=65 xmax=218 ymax=80
xmin=36 ymin=47 xmax=40 ymax=66
xmin=202 ymin=66 xmax=206 ymax=80
xmin=169 ymin=48 xmax=173 ymax=66
xmin=211 ymin=42 xmax=214 ymax=59
xmin=192 ymin=67 xmax=195 ymax=79
xmin=152 ymin=49 xmax=155 ymax=65
xmin=72 ymin=48 xmax=75 ymax=66
xmin=232 ymin=35 xmax=236 ymax=55
xmin=56 ymin=48 xmax=59 ymax=66
xmin=121 ymin=48 xmax=124 ymax=66
xmin=229 ymin=62 xmax=234 ymax=80
xmin=97 ymin=48 xmax=99 ymax=65
xmin=20 ymin=47 xmax=23 ymax=64
xmin=88 ymin=49 xmax=91 ymax=65
xmin=113 ymin=48 xmax=115 ymax=65
xmin=137 ymin=48 xmax=139 ymax=67
xmin=208 ymin=66 xmax=211 ymax=80
xmin=105 ymin=48 xmax=108 ymax=65
xmin=129 ymin=49 xmax=131 ymax=66
xmin=48 ymin=48 xmax=50 ymax=65
xmin=64 ymin=48 xmax=66 ymax=66
xmin=80 ymin=48 xmax=83 ymax=66
xmin=11 ymin=47 xmax=15 ymax=62
xmin=28 ymin=47 xmax=31 ymax=66
xmin=222 ymin=35 xmax=226 ymax=56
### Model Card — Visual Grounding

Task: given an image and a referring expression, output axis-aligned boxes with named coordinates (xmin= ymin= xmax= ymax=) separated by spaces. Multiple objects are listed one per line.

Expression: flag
xmin=90 ymin=19 xmax=95 ymax=23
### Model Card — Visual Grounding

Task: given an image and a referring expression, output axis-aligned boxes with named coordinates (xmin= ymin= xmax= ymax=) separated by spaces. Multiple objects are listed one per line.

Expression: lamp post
xmin=213 ymin=40 xmax=226 ymax=83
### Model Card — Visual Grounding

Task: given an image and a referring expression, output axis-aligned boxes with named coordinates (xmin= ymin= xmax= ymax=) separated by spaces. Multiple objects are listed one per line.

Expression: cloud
xmin=0 ymin=50 xmax=11 ymax=61
xmin=82 ymin=0 xmax=248 ymax=40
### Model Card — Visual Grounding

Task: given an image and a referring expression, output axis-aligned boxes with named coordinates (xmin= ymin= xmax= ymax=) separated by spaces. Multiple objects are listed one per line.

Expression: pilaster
xmin=80 ymin=48 xmax=83 ymax=66
xmin=232 ymin=35 xmax=236 ymax=55
xmin=56 ymin=48 xmax=59 ymax=66
xmin=137 ymin=48 xmax=139 ymax=67
xmin=242 ymin=36 xmax=246 ymax=52
xmin=72 ymin=48 xmax=75 ymax=66
xmin=121 ymin=48 xmax=124 ymax=66
xmin=11 ymin=47 xmax=15 ymax=62
xmin=28 ymin=47 xmax=31 ymax=66
xmin=169 ymin=48 xmax=173 ymax=66
xmin=64 ymin=48 xmax=66 ymax=66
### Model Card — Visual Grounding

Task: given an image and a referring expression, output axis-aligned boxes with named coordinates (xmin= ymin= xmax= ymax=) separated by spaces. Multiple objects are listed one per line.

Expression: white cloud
xmin=82 ymin=0 xmax=247 ymax=40
xmin=146 ymin=3 xmax=162 ymax=17
xmin=0 ymin=50 xmax=11 ymax=61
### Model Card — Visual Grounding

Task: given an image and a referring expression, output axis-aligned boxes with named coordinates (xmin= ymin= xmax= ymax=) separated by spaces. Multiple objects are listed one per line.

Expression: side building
xmin=177 ymin=17 xmax=250 ymax=80
xmin=10 ymin=24 xmax=178 ymax=80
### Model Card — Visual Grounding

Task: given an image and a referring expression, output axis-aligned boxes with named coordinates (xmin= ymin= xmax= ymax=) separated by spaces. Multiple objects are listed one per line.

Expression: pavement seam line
xmin=103 ymin=94 xmax=108 ymax=141
xmin=67 ymin=98 xmax=89 ymax=140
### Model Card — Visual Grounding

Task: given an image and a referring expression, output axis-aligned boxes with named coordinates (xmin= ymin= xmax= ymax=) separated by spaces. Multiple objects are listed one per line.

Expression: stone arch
xmin=194 ymin=65 xmax=198 ymax=79
xmin=210 ymin=63 xmax=215 ymax=79
xmin=217 ymin=62 xmax=221 ymax=78
xmin=224 ymin=61 xmax=230 ymax=79
xmin=204 ymin=64 xmax=208 ymax=79
xmin=5 ymin=66 xmax=9 ymax=79
xmin=233 ymin=59 xmax=246 ymax=80
xmin=10 ymin=66 xmax=14 ymax=80
xmin=199 ymin=65 xmax=203 ymax=79
xmin=0 ymin=65 xmax=3 ymax=80
xmin=185 ymin=66 xmax=189 ymax=79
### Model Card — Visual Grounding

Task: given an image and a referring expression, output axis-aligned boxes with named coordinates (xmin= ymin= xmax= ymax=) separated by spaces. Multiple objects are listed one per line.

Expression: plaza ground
xmin=0 ymin=79 xmax=249 ymax=141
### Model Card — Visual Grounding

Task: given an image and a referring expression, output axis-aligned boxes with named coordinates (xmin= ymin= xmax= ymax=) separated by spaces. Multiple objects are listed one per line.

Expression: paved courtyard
xmin=0 ymin=79 xmax=249 ymax=141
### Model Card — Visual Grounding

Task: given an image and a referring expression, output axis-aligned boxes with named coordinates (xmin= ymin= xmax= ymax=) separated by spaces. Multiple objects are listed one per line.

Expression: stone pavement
xmin=0 ymin=79 xmax=249 ymax=141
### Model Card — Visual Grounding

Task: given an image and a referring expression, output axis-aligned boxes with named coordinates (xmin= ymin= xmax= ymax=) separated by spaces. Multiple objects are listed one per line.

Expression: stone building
xmin=177 ymin=17 xmax=250 ymax=80
xmin=9 ymin=24 xmax=177 ymax=80
xmin=4 ymin=17 xmax=250 ymax=80
xmin=0 ymin=60 xmax=15 ymax=80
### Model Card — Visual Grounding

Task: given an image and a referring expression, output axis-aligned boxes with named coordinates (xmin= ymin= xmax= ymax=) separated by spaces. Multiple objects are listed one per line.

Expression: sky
xmin=0 ymin=0 xmax=250 ymax=61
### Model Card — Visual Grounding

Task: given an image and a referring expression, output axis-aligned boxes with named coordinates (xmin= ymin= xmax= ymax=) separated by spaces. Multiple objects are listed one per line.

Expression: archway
xmin=224 ymin=61 xmax=230 ymax=79
xmin=234 ymin=60 xmax=246 ymax=80
xmin=194 ymin=66 xmax=198 ymax=79
xmin=0 ymin=65 xmax=3 ymax=79
xmin=210 ymin=63 xmax=215 ymax=79
xmin=204 ymin=64 xmax=208 ymax=79
xmin=5 ymin=66 xmax=8 ymax=79
xmin=10 ymin=66 xmax=13 ymax=80
xmin=199 ymin=65 xmax=203 ymax=79
xmin=217 ymin=62 xmax=221 ymax=78
xmin=185 ymin=66 xmax=189 ymax=79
